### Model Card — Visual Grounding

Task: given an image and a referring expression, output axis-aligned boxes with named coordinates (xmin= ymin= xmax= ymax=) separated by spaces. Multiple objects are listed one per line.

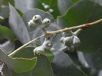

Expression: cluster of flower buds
xmin=33 ymin=38 xmax=52 ymax=55
xmin=28 ymin=15 xmax=42 ymax=28
xmin=28 ymin=15 xmax=51 ymax=30
xmin=60 ymin=31 xmax=80 ymax=52
xmin=42 ymin=3 xmax=54 ymax=13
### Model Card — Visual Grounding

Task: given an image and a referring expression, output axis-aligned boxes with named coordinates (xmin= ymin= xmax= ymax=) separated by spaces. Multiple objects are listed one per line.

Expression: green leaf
xmin=12 ymin=57 xmax=37 ymax=73
xmin=71 ymin=0 xmax=80 ymax=3
xmin=15 ymin=0 xmax=30 ymax=13
xmin=0 ymin=48 xmax=37 ymax=73
xmin=52 ymin=52 xmax=87 ymax=76
xmin=0 ymin=0 xmax=14 ymax=6
xmin=79 ymin=50 xmax=102 ymax=70
xmin=58 ymin=0 xmax=80 ymax=15
xmin=0 ymin=25 xmax=16 ymax=41
xmin=0 ymin=6 xmax=9 ymax=18
xmin=3 ymin=0 xmax=15 ymax=5
xmin=9 ymin=4 xmax=30 ymax=44
xmin=32 ymin=55 xmax=54 ymax=76
xmin=90 ymin=0 xmax=102 ymax=6
xmin=0 ymin=48 xmax=13 ymax=68
xmin=58 ymin=0 xmax=96 ymax=26
xmin=11 ymin=47 xmax=54 ymax=75
xmin=12 ymin=46 xmax=54 ymax=62
xmin=0 ymin=40 xmax=15 ymax=54
xmin=12 ymin=47 xmax=34 ymax=58
xmin=53 ymin=51 xmax=73 ymax=67
xmin=12 ymin=71 xmax=32 ymax=76
xmin=58 ymin=0 xmax=102 ymax=52
xmin=44 ymin=50 xmax=54 ymax=62
xmin=35 ymin=0 xmax=60 ymax=18
xmin=12 ymin=55 xmax=54 ymax=76
xmin=54 ymin=65 xmax=87 ymax=76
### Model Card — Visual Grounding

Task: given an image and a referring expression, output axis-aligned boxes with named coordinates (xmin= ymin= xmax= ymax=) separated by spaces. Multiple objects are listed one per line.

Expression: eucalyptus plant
xmin=0 ymin=0 xmax=102 ymax=76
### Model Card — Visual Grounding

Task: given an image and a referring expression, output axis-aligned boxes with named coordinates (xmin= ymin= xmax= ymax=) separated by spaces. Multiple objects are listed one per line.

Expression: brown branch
xmin=8 ymin=18 xmax=102 ymax=57
xmin=47 ymin=19 xmax=102 ymax=35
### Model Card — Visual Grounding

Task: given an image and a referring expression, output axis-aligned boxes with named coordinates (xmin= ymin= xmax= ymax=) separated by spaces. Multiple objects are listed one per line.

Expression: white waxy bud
xmin=33 ymin=45 xmax=45 ymax=55
xmin=32 ymin=15 xmax=42 ymax=21
xmin=42 ymin=3 xmax=50 ymax=9
xmin=68 ymin=35 xmax=80 ymax=51
xmin=33 ymin=39 xmax=52 ymax=55
xmin=60 ymin=36 xmax=73 ymax=46
xmin=65 ymin=36 xmax=72 ymax=45
xmin=28 ymin=20 xmax=34 ymax=27
xmin=72 ymin=35 xmax=80 ymax=47
xmin=28 ymin=15 xmax=42 ymax=28
xmin=42 ymin=39 xmax=52 ymax=50
xmin=48 ymin=9 xmax=54 ymax=13
xmin=42 ymin=18 xmax=51 ymax=28
xmin=44 ymin=5 xmax=50 ymax=9
xmin=32 ymin=15 xmax=42 ymax=25
xmin=42 ymin=3 xmax=46 ymax=6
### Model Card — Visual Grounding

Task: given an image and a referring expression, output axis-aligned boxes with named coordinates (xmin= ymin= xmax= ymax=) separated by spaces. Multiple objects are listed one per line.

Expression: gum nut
xmin=32 ymin=15 xmax=42 ymax=21
xmin=65 ymin=36 xmax=73 ymax=43
xmin=42 ymin=3 xmax=46 ymax=6
xmin=48 ymin=9 xmax=54 ymax=13
xmin=28 ymin=20 xmax=33 ymax=26
xmin=42 ymin=40 xmax=52 ymax=48
xmin=44 ymin=5 xmax=50 ymax=9
xmin=73 ymin=35 xmax=80 ymax=45
xmin=33 ymin=46 xmax=44 ymax=54
xmin=42 ymin=18 xmax=51 ymax=25
xmin=64 ymin=36 xmax=73 ymax=46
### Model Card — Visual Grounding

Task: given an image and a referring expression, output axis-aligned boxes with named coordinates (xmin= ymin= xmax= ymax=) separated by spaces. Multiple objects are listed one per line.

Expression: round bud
xmin=60 ymin=36 xmax=73 ymax=46
xmin=28 ymin=20 xmax=34 ymax=27
xmin=33 ymin=46 xmax=44 ymax=55
xmin=33 ymin=38 xmax=52 ymax=55
xmin=64 ymin=36 xmax=73 ymax=45
xmin=32 ymin=15 xmax=42 ymax=25
xmin=42 ymin=18 xmax=51 ymax=28
xmin=42 ymin=39 xmax=52 ymax=50
xmin=44 ymin=5 xmax=50 ymax=9
xmin=32 ymin=15 xmax=42 ymax=21
xmin=68 ymin=35 xmax=80 ymax=52
xmin=42 ymin=3 xmax=46 ymax=6
xmin=72 ymin=35 xmax=80 ymax=47
xmin=48 ymin=9 xmax=54 ymax=13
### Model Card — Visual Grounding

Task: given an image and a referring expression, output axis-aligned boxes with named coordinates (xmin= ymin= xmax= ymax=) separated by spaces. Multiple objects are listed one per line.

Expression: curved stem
xmin=8 ymin=35 xmax=44 ymax=57
xmin=47 ymin=19 xmax=102 ymax=35
xmin=74 ymin=29 xmax=82 ymax=35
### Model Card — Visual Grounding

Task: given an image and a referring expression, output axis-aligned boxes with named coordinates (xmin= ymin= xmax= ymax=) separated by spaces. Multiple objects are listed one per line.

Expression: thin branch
xmin=47 ymin=19 xmax=102 ymax=35
xmin=8 ymin=18 xmax=102 ymax=57
xmin=8 ymin=35 xmax=44 ymax=57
